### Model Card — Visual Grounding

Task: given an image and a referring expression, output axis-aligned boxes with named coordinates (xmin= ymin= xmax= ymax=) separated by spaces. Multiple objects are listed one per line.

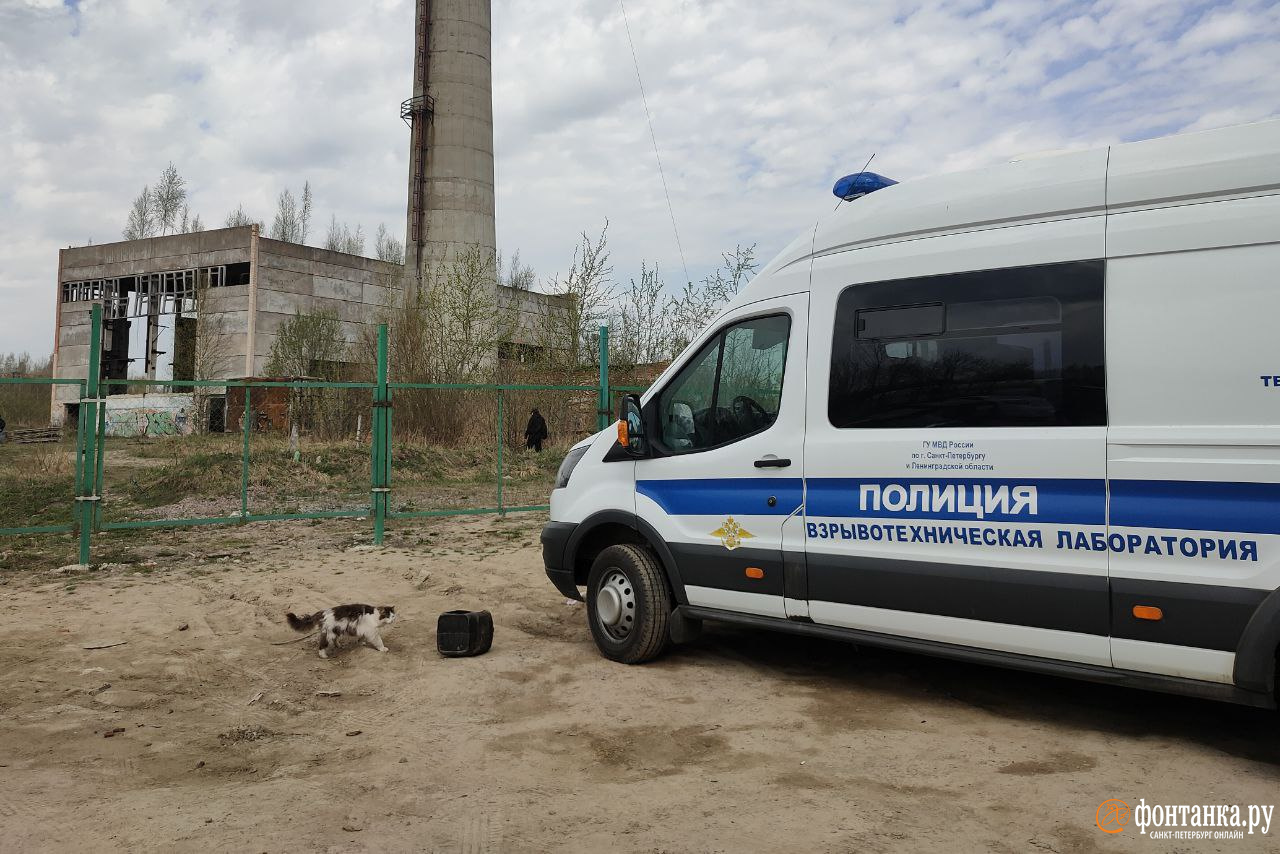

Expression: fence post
xmin=240 ymin=383 xmax=251 ymax=521
xmin=496 ymin=389 xmax=505 ymax=515
xmin=597 ymin=324 xmax=610 ymax=432
xmin=73 ymin=381 xmax=87 ymax=504
xmin=77 ymin=304 xmax=103 ymax=565
xmin=93 ymin=391 xmax=106 ymax=532
xmin=371 ymin=324 xmax=390 ymax=544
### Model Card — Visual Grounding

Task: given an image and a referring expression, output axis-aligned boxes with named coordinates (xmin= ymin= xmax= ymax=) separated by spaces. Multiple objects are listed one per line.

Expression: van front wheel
xmin=586 ymin=544 xmax=671 ymax=664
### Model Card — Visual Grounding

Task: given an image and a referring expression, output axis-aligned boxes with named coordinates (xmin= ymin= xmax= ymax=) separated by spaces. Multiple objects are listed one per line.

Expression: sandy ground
xmin=1 ymin=513 xmax=1278 ymax=853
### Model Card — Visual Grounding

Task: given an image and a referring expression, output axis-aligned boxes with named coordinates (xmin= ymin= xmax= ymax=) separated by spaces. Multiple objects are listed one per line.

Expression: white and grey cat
xmin=286 ymin=603 xmax=397 ymax=658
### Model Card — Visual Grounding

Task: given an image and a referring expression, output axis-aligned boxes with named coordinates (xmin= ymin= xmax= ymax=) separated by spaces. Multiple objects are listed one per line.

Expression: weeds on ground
xmin=0 ymin=441 xmax=76 ymax=530
xmin=1 ymin=430 xmax=567 ymax=570
xmin=102 ymin=435 xmax=570 ymax=510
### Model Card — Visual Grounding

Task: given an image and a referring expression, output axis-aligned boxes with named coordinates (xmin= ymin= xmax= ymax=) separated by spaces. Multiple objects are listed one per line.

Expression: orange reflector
xmin=745 ymin=567 xmax=765 ymax=579
xmin=1132 ymin=605 xmax=1163 ymax=621
xmin=617 ymin=419 xmax=629 ymax=447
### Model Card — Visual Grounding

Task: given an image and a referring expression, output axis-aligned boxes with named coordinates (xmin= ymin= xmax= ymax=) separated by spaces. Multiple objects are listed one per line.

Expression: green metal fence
xmin=0 ymin=304 xmax=644 ymax=563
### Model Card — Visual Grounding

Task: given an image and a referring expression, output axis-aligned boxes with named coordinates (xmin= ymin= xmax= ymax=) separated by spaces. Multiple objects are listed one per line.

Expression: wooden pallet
xmin=9 ymin=427 xmax=61 ymax=444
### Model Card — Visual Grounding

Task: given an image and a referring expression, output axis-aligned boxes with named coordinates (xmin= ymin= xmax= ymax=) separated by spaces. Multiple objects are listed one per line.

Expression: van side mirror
xmin=618 ymin=394 xmax=648 ymax=457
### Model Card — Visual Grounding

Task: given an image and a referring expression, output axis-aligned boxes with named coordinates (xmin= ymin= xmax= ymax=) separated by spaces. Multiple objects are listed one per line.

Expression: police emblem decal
xmin=711 ymin=517 xmax=755 ymax=551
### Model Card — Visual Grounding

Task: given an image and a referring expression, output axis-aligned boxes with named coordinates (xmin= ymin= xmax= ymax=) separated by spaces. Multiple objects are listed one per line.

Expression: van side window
xmin=829 ymin=261 xmax=1105 ymax=428
xmin=658 ymin=314 xmax=791 ymax=453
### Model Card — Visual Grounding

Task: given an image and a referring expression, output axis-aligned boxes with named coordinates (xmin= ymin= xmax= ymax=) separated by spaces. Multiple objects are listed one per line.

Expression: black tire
xmin=586 ymin=543 xmax=671 ymax=664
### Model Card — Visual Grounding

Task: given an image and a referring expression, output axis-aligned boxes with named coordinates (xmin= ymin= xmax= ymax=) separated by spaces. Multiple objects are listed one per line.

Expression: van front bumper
xmin=541 ymin=521 xmax=582 ymax=601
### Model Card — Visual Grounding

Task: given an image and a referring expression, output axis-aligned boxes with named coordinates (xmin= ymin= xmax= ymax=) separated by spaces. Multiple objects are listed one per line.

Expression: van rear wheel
xmin=586 ymin=544 xmax=671 ymax=664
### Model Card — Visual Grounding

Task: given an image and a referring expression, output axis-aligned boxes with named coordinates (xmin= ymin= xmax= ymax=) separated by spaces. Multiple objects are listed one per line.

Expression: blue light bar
xmin=833 ymin=171 xmax=898 ymax=201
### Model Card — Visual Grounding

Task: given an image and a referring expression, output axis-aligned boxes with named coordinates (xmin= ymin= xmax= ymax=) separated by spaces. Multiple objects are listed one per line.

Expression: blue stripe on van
xmin=637 ymin=478 xmax=804 ymax=517
xmin=638 ymin=476 xmax=1280 ymax=536
xmin=805 ymin=477 xmax=1106 ymax=525
xmin=1111 ymin=480 xmax=1280 ymax=537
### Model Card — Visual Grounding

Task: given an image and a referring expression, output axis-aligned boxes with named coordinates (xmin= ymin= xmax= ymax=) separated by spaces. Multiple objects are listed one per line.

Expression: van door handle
xmin=754 ymin=457 xmax=791 ymax=468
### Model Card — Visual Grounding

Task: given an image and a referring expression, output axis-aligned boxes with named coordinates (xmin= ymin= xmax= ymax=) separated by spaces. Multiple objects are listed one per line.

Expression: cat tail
xmin=286 ymin=611 xmax=320 ymax=632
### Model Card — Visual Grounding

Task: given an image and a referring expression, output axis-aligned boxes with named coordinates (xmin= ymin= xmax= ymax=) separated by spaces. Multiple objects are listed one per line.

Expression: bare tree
xmin=193 ymin=287 xmax=235 ymax=380
xmin=499 ymin=249 xmax=536 ymax=291
xmin=265 ymin=309 xmax=346 ymax=378
xmin=152 ymin=162 xmax=187 ymax=235
xmin=270 ymin=182 xmax=313 ymax=243
xmin=120 ymin=163 xmax=202 ymax=240
xmin=324 ymin=215 xmax=365 ymax=255
xmin=265 ymin=309 xmax=350 ymax=436
xmin=535 ymin=222 xmax=614 ymax=372
xmin=179 ymin=204 xmax=205 ymax=235
xmin=374 ymin=223 xmax=404 ymax=264
xmin=363 ymin=246 xmax=516 ymax=439
xmin=299 ymin=181 xmax=313 ymax=244
xmin=372 ymin=246 xmax=513 ymax=379
xmin=123 ymin=186 xmax=156 ymax=240
xmin=0 ymin=352 xmax=54 ymax=426
xmin=613 ymin=262 xmax=673 ymax=368
xmin=669 ymin=243 xmax=758 ymax=351
xmin=346 ymin=224 xmax=365 ymax=256
xmin=271 ymin=187 xmax=300 ymax=242
xmin=189 ymin=273 xmax=236 ymax=431
xmin=178 ymin=204 xmax=206 ymax=234
xmin=425 ymin=246 xmax=517 ymax=381
xmin=225 ymin=204 xmax=257 ymax=228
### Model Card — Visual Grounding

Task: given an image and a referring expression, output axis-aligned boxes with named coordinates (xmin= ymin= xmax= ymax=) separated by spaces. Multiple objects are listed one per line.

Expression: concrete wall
xmin=58 ymin=227 xmax=253 ymax=283
xmin=51 ymin=299 xmax=99 ymax=417
xmin=253 ymin=238 xmax=403 ymax=376
xmin=198 ymin=284 xmax=251 ymax=381
xmin=103 ymin=394 xmax=196 ymax=438
xmin=498 ymin=286 xmax=574 ymax=349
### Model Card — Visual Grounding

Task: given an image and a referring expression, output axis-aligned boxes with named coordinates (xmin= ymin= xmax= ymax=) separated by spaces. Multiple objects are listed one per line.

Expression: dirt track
xmin=1 ymin=513 xmax=1277 ymax=853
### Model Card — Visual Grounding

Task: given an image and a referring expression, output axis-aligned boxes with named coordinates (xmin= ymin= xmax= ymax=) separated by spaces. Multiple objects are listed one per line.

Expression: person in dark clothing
xmin=0 ymin=413 xmax=6 ymax=443
xmin=525 ymin=408 xmax=548 ymax=452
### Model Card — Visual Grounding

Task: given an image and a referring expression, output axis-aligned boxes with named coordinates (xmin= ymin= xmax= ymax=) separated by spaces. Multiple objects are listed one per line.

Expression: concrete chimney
xmin=403 ymin=0 xmax=497 ymax=288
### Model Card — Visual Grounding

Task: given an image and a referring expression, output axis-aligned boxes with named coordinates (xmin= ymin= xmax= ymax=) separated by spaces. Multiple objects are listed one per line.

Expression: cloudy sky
xmin=1 ymin=0 xmax=1278 ymax=357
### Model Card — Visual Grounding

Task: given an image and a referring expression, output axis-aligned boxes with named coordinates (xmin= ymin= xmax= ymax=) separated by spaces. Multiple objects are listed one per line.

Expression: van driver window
xmin=829 ymin=261 xmax=1106 ymax=428
xmin=658 ymin=314 xmax=791 ymax=452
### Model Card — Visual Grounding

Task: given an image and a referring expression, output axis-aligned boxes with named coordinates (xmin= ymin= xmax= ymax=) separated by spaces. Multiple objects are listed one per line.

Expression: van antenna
xmin=834 ymin=152 xmax=876 ymax=211
xmin=619 ymin=0 xmax=691 ymax=287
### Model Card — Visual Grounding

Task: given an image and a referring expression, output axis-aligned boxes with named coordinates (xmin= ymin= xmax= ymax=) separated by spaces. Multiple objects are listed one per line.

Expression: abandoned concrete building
xmin=49 ymin=0 xmax=572 ymax=434
xmin=50 ymin=225 xmax=569 ymax=432
xmin=51 ymin=226 xmax=391 ymax=430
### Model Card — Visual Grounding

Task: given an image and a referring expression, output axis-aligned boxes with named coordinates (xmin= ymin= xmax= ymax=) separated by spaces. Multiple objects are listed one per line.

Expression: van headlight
xmin=554 ymin=445 xmax=590 ymax=490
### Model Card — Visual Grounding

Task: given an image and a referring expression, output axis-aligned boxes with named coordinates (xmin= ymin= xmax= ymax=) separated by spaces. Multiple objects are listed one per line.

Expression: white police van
xmin=542 ymin=119 xmax=1280 ymax=707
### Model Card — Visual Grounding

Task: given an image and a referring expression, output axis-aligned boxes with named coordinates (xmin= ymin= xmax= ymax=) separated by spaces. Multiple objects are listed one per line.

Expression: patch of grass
xmin=389 ymin=442 xmax=569 ymax=486
xmin=0 ymin=480 xmax=74 ymax=529
xmin=1 ymin=431 xmax=563 ymax=563
xmin=0 ymin=534 xmax=77 ymax=574
xmin=114 ymin=450 xmax=243 ymax=508
xmin=306 ymin=443 xmax=369 ymax=478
